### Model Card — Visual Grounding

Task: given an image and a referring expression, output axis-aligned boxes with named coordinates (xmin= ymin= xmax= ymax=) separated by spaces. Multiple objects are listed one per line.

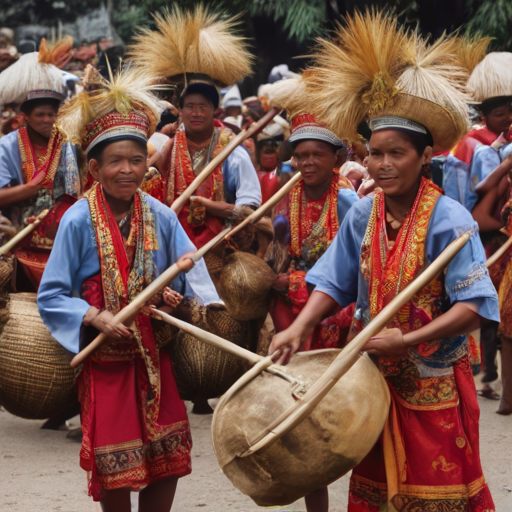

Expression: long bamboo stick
xmin=70 ymin=160 xmax=297 ymax=368
xmin=171 ymin=107 xmax=281 ymax=214
xmin=0 ymin=209 xmax=49 ymax=256
xmin=485 ymin=234 xmax=512 ymax=269
xmin=226 ymin=172 xmax=301 ymax=241
xmin=240 ymin=230 xmax=472 ymax=457
xmin=69 ymin=228 xmax=230 ymax=368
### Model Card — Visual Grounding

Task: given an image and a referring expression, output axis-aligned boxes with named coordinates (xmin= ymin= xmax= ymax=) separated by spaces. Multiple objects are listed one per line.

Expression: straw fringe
xmin=467 ymin=52 xmax=512 ymax=103
xmin=304 ymin=9 xmax=470 ymax=145
xmin=128 ymin=5 xmax=253 ymax=86
xmin=266 ymin=77 xmax=308 ymax=117
xmin=57 ymin=64 xmax=163 ymax=146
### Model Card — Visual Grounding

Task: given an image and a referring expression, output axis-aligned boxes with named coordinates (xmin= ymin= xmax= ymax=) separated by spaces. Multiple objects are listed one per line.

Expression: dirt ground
xmin=0 ymin=393 xmax=511 ymax=512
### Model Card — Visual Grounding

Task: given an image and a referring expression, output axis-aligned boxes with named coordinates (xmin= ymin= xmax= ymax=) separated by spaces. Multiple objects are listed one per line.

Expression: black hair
xmin=87 ymin=137 xmax=147 ymax=163
xmin=397 ymin=129 xmax=432 ymax=155
xmin=480 ymin=96 xmax=512 ymax=117
xmin=21 ymin=98 xmax=60 ymax=116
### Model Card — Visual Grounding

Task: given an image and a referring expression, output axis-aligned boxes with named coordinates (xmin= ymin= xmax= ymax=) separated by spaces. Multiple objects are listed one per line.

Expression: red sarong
xmin=76 ymin=184 xmax=191 ymax=501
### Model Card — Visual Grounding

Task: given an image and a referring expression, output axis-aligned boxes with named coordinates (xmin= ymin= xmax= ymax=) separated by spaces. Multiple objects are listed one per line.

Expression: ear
xmin=89 ymin=159 xmax=100 ymax=182
xmin=422 ymin=146 xmax=433 ymax=165
xmin=334 ymin=148 xmax=347 ymax=168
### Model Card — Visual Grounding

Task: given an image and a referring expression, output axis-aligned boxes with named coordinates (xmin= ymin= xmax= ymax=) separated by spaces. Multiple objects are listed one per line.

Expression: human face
xmin=258 ymin=142 xmax=279 ymax=171
xmin=89 ymin=140 xmax=147 ymax=203
xmin=367 ymin=130 xmax=432 ymax=197
xmin=292 ymin=140 xmax=337 ymax=187
xmin=180 ymin=93 xmax=215 ymax=135
xmin=484 ymin=103 xmax=512 ymax=135
xmin=24 ymin=105 xmax=58 ymax=139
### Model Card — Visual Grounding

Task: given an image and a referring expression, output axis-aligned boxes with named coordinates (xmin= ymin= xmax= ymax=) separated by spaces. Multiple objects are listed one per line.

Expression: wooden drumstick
xmin=0 ymin=209 xmax=49 ymax=256
xmin=485 ymin=234 xmax=512 ymax=269
xmin=241 ymin=230 xmax=472 ymax=456
xmin=171 ymin=107 xmax=282 ymax=214
xmin=69 ymin=227 xmax=231 ymax=368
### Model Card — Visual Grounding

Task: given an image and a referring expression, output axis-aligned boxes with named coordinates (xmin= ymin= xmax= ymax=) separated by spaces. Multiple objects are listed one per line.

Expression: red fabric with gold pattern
xmin=166 ymin=120 xmax=232 ymax=248
xmin=347 ymin=178 xmax=495 ymax=511
xmin=270 ymin=171 xmax=354 ymax=350
xmin=76 ymin=184 xmax=191 ymax=501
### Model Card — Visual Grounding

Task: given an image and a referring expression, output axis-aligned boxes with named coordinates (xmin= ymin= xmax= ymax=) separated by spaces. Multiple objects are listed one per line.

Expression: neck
xmin=303 ymin=174 xmax=332 ymax=201
xmin=186 ymin=125 xmax=215 ymax=146
xmin=103 ymin=188 xmax=133 ymax=221
xmin=26 ymin=125 xmax=50 ymax=147
xmin=384 ymin=177 xmax=422 ymax=223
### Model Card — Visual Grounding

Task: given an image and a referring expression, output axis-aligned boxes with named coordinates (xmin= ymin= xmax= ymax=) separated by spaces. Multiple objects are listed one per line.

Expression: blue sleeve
xmin=443 ymin=154 xmax=469 ymax=209
xmin=427 ymin=196 xmax=499 ymax=322
xmin=337 ymin=189 xmax=359 ymax=226
xmin=467 ymin=145 xmax=500 ymax=212
xmin=306 ymin=197 xmax=372 ymax=307
xmin=223 ymin=146 xmax=262 ymax=207
xmin=37 ymin=205 xmax=93 ymax=353
xmin=0 ymin=131 xmax=22 ymax=188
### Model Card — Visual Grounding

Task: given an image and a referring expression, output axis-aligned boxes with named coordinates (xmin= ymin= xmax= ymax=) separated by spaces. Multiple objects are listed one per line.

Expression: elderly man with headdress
xmin=0 ymin=38 xmax=80 ymax=289
xmin=129 ymin=7 xmax=261 ymax=250
xmin=270 ymin=12 xmax=498 ymax=511
xmin=38 ymin=65 xmax=219 ymax=511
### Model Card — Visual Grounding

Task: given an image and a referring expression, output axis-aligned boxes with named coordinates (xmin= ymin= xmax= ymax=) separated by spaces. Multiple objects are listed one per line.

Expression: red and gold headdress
xmin=57 ymin=65 xmax=163 ymax=154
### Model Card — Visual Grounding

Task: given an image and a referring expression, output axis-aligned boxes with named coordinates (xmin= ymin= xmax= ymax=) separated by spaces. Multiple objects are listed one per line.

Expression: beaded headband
xmin=287 ymin=113 xmax=344 ymax=149
xmin=82 ymin=110 xmax=150 ymax=154
xmin=368 ymin=115 xmax=428 ymax=135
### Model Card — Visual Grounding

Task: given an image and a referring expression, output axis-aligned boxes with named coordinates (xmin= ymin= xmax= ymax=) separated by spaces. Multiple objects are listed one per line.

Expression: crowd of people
xmin=0 ymin=6 xmax=510 ymax=512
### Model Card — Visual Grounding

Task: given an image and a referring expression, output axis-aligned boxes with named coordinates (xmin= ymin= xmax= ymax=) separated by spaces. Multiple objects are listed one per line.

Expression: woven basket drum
xmin=218 ymin=252 xmax=276 ymax=321
xmin=0 ymin=256 xmax=13 ymax=290
xmin=166 ymin=306 xmax=259 ymax=401
xmin=212 ymin=350 xmax=390 ymax=507
xmin=0 ymin=293 xmax=78 ymax=419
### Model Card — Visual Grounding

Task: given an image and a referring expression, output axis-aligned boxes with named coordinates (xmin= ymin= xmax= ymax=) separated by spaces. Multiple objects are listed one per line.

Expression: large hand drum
xmin=212 ymin=349 xmax=389 ymax=506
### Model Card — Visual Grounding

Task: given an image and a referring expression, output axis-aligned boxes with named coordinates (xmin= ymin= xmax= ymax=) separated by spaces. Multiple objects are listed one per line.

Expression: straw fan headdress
xmin=304 ymin=10 xmax=472 ymax=152
xmin=128 ymin=5 xmax=254 ymax=108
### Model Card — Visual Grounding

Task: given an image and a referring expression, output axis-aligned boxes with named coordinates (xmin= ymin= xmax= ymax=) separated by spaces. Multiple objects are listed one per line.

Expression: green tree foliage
xmin=466 ymin=0 xmax=512 ymax=51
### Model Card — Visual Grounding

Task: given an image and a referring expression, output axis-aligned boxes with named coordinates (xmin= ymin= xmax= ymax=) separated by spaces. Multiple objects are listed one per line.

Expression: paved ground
xmin=0 ymin=390 xmax=511 ymax=512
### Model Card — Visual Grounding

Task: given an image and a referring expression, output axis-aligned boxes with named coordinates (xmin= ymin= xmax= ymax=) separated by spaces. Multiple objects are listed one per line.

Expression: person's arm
xmin=193 ymin=196 xmax=235 ymax=219
xmin=472 ymin=186 xmax=505 ymax=232
xmin=0 ymin=173 xmax=44 ymax=208
xmin=363 ymin=302 xmax=480 ymax=356
xmin=475 ymin=156 xmax=512 ymax=197
xmin=269 ymin=290 xmax=339 ymax=364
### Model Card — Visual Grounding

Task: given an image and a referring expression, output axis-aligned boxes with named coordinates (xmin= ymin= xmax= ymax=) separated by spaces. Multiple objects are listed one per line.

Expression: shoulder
xmin=60 ymin=197 xmax=90 ymax=224
xmin=227 ymin=145 xmax=252 ymax=164
xmin=0 ymin=130 xmax=19 ymax=150
xmin=348 ymin=195 xmax=373 ymax=218
xmin=430 ymin=194 xmax=476 ymax=236
xmin=141 ymin=191 xmax=178 ymax=225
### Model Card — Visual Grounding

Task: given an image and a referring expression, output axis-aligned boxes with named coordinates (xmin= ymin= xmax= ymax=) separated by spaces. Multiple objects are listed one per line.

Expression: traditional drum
xmin=164 ymin=304 xmax=261 ymax=401
xmin=212 ymin=350 xmax=390 ymax=507
xmin=218 ymin=251 xmax=276 ymax=321
xmin=0 ymin=293 xmax=78 ymax=419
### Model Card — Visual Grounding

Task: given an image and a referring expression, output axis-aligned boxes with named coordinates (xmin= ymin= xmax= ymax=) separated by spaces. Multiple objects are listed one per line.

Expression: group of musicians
xmin=0 ymin=7 xmax=509 ymax=512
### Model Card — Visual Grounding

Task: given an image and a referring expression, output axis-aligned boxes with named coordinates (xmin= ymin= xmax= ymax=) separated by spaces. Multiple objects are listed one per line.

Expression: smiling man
xmin=0 ymin=47 xmax=81 ymax=290
xmin=164 ymin=82 xmax=261 ymax=249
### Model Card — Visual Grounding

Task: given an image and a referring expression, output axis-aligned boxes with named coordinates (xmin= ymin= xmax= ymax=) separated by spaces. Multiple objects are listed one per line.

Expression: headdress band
xmin=368 ymin=116 xmax=428 ymax=135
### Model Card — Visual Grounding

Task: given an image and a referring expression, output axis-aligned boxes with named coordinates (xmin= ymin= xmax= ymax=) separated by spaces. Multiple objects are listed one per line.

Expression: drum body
xmin=212 ymin=350 xmax=390 ymax=507
xmin=0 ymin=293 xmax=77 ymax=419
xmin=164 ymin=306 xmax=261 ymax=401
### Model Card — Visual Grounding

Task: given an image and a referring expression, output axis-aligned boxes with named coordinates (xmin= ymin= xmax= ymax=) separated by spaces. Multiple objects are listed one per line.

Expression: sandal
xmin=477 ymin=388 xmax=501 ymax=400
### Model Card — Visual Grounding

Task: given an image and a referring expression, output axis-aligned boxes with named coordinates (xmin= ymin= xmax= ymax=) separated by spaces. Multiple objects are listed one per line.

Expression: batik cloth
xmin=270 ymin=172 xmax=358 ymax=350
xmin=164 ymin=120 xmax=261 ymax=248
xmin=307 ymin=178 xmax=498 ymax=511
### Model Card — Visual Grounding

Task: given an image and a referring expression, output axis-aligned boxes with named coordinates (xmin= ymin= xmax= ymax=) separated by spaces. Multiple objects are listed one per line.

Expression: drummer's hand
xmin=163 ymin=287 xmax=183 ymax=308
xmin=177 ymin=252 xmax=196 ymax=272
xmin=363 ymin=328 xmax=407 ymax=356
xmin=269 ymin=325 xmax=307 ymax=365
xmin=89 ymin=309 xmax=134 ymax=340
